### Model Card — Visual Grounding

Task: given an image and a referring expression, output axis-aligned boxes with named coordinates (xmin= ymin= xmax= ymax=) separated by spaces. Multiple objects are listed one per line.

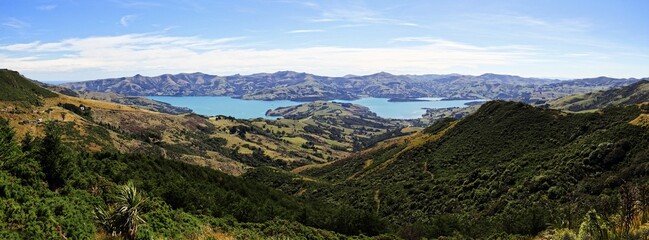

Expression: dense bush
xmin=283 ymin=101 xmax=649 ymax=238
xmin=0 ymin=118 xmax=386 ymax=238
xmin=58 ymin=103 xmax=92 ymax=119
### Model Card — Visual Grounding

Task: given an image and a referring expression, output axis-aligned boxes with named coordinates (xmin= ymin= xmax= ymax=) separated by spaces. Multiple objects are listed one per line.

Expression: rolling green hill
xmin=0 ymin=69 xmax=57 ymax=105
xmin=265 ymin=101 xmax=415 ymax=151
xmin=548 ymin=79 xmax=649 ymax=111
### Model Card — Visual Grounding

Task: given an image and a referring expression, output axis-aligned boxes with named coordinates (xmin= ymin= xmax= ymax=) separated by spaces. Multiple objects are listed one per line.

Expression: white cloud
xmin=466 ymin=13 xmax=591 ymax=32
xmin=0 ymin=33 xmax=541 ymax=80
xmin=120 ymin=15 xmax=136 ymax=27
xmin=311 ymin=6 xmax=419 ymax=27
xmin=287 ymin=29 xmax=325 ymax=34
xmin=37 ymin=4 xmax=57 ymax=11
xmin=0 ymin=41 xmax=42 ymax=51
xmin=2 ymin=18 xmax=30 ymax=29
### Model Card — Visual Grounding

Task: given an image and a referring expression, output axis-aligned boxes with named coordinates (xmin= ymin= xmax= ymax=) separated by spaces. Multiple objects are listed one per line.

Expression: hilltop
xmin=267 ymin=101 xmax=378 ymax=119
xmin=0 ymin=69 xmax=58 ymax=105
xmin=61 ymin=71 xmax=641 ymax=102
xmin=265 ymin=101 xmax=416 ymax=151
xmin=548 ymin=79 xmax=649 ymax=111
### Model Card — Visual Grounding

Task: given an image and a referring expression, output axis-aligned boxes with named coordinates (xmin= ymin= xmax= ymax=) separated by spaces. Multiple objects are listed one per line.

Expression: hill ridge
xmin=0 ymin=69 xmax=58 ymax=104
xmin=548 ymin=78 xmax=649 ymax=111
xmin=61 ymin=71 xmax=642 ymax=102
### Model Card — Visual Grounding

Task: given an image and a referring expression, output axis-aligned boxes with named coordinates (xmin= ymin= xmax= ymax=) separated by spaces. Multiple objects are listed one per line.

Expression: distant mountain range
xmin=60 ymin=71 xmax=642 ymax=101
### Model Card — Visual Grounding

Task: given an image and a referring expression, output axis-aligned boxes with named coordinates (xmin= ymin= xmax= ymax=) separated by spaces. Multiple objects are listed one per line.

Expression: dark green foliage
xmin=422 ymin=117 xmax=455 ymax=134
xmin=101 ymin=153 xmax=384 ymax=236
xmin=358 ymin=127 xmax=411 ymax=150
xmin=0 ymin=119 xmax=21 ymax=168
xmin=304 ymin=125 xmax=325 ymax=134
xmin=0 ymin=120 xmax=97 ymax=239
xmin=278 ymin=101 xmax=649 ymax=238
xmin=95 ymin=181 xmax=147 ymax=239
xmin=131 ymin=129 xmax=162 ymax=143
xmin=38 ymin=124 xmax=81 ymax=190
xmin=57 ymin=103 xmax=92 ymax=119
xmin=0 ymin=69 xmax=58 ymax=105
xmin=0 ymin=118 xmax=386 ymax=238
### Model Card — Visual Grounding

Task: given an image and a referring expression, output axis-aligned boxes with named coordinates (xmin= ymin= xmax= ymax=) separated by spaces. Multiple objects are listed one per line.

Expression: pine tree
xmin=0 ymin=118 xmax=20 ymax=169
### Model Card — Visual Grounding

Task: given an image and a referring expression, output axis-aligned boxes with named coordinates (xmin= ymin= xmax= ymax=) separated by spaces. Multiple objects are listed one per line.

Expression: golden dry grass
xmin=348 ymin=121 xmax=458 ymax=180
xmin=630 ymin=114 xmax=649 ymax=127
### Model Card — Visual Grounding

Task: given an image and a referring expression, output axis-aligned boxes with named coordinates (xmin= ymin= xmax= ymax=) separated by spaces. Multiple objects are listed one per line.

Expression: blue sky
xmin=1 ymin=0 xmax=648 ymax=81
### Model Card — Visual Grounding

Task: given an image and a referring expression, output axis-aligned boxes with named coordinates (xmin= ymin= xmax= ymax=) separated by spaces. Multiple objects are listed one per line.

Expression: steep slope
xmin=251 ymin=101 xmax=649 ymax=238
xmin=548 ymin=79 xmax=649 ymax=111
xmin=0 ymin=69 xmax=58 ymax=104
xmin=61 ymin=71 xmax=641 ymax=101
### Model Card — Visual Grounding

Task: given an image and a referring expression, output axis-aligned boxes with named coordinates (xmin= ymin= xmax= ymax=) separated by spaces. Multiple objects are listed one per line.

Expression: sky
xmin=1 ymin=0 xmax=648 ymax=82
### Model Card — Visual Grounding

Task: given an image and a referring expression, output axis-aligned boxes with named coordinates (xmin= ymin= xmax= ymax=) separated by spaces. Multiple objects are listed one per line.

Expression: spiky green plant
xmin=95 ymin=181 xmax=147 ymax=240
xmin=115 ymin=181 xmax=147 ymax=239
xmin=95 ymin=204 xmax=119 ymax=237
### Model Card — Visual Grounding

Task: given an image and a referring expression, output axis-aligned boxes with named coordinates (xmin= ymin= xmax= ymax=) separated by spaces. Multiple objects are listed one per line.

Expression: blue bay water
xmin=147 ymin=96 xmax=486 ymax=119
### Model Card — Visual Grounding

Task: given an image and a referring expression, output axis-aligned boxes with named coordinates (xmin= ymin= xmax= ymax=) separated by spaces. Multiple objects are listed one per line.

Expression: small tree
xmin=578 ymin=210 xmax=609 ymax=240
xmin=39 ymin=123 xmax=79 ymax=189
xmin=620 ymin=184 xmax=639 ymax=237
xmin=0 ymin=118 xmax=20 ymax=168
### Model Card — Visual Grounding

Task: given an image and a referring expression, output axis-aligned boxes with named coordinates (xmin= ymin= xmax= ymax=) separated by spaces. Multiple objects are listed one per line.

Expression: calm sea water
xmin=147 ymin=96 xmax=486 ymax=119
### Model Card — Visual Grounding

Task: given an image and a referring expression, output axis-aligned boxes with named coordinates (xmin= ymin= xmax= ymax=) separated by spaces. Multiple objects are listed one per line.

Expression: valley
xmin=3 ymin=1 xmax=649 ymax=239
xmin=2 ymin=68 xmax=649 ymax=239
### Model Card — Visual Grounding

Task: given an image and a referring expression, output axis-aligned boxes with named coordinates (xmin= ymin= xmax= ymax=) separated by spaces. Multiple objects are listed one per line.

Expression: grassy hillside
xmin=548 ymin=79 xmax=649 ymax=111
xmin=249 ymin=101 xmax=649 ymax=239
xmin=1 ymin=69 xmax=416 ymax=176
xmin=0 ymin=69 xmax=57 ymax=105
xmin=0 ymin=71 xmax=410 ymax=175
xmin=77 ymin=91 xmax=193 ymax=114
